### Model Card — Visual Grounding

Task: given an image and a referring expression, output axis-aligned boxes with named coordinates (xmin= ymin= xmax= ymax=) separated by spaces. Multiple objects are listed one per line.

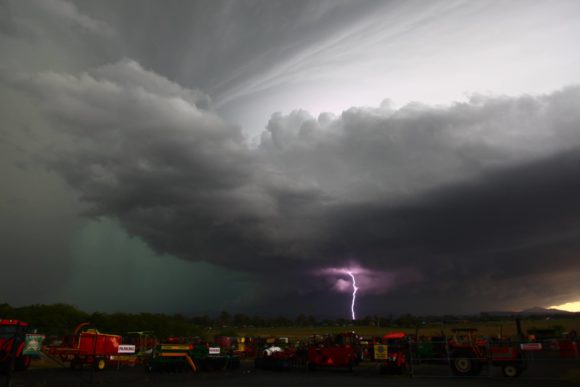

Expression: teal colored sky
xmin=56 ymin=218 xmax=255 ymax=315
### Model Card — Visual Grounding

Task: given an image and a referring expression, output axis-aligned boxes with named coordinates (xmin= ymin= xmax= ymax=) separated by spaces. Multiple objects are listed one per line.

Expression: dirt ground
xmin=2 ymin=359 xmax=578 ymax=387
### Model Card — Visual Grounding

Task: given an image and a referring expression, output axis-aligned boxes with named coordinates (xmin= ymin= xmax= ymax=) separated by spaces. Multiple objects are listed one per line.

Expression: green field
xmin=236 ymin=317 xmax=580 ymax=340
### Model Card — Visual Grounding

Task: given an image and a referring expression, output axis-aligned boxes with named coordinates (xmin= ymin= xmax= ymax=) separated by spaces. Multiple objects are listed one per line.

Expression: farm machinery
xmin=373 ymin=331 xmax=409 ymax=374
xmin=145 ymin=340 xmax=240 ymax=372
xmin=446 ymin=328 xmax=526 ymax=377
xmin=413 ymin=328 xmax=527 ymax=377
xmin=46 ymin=323 xmax=154 ymax=371
xmin=0 ymin=319 xmax=44 ymax=374
xmin=306 ymin=332 xmax=362 ymax=372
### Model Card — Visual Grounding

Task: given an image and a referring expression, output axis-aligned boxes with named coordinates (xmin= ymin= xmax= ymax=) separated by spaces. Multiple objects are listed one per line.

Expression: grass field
xmin=235 ymin=317 xmax=580 ymax=340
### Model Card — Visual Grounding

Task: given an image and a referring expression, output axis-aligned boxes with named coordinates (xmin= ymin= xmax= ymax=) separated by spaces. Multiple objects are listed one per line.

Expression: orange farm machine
xmin=46 ymin=323 xmax=151 ymax=371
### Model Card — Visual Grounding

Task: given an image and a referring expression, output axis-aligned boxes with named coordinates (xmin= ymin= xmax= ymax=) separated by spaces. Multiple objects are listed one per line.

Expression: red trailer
xmin=307 ymin=332 xmax=361 ymax=372
xmin=47 ymin=323 xmax=123 ymax=371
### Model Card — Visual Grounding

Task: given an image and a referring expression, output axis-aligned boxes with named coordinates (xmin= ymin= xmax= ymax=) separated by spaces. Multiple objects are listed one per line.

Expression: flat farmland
xmin=236 ymin=317 xmax=580 ymax=339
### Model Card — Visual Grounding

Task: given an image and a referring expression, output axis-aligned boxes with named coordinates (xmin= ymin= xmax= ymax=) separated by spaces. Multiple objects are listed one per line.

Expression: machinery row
xmin=1 ymin=318 xmax=578 ymax=378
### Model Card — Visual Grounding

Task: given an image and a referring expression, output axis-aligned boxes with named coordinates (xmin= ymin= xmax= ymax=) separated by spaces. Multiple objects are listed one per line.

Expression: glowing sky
xmin=1 ymin=0 xmax=580 ymax=317
xmin=550 ymin=301 xmax=580 ymax=313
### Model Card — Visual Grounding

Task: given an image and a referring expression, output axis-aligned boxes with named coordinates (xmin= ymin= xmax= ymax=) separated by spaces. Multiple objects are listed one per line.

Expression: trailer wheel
xmin=450 ymin=352 xmax=481 ymax=376
xmin=94 ymin=358 xmax=107 ymax=371
xmin=502 ymin=364 xmax=521 ymax=378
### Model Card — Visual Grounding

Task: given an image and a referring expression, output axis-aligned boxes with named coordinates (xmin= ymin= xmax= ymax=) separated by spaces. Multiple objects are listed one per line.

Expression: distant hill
xmin=518 ymin=307 xmax=574 ymax=316
xmin=484 ymin=306 xmax=574 ymax=316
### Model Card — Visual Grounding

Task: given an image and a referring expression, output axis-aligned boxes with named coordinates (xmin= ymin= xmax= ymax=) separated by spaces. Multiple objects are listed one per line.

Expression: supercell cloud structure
xmin=1 ymin=0 xmax=580 ymax=315
xmin=9 ymin=60 xmax=580 ymax=314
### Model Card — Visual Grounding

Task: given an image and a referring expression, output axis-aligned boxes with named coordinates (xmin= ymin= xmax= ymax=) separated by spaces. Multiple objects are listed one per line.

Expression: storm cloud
xmin=10 ymin=59 xmax=580 ymax=313
xmin=2 ymin=0 xmax=580 ymax=316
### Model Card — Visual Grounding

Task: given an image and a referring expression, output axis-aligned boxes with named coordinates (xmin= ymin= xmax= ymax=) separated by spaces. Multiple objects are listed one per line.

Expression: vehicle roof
xmin=0 ymin=319 xmax=29 ymax=327
xmin=383 ymin=332 xmax=407 ymax=339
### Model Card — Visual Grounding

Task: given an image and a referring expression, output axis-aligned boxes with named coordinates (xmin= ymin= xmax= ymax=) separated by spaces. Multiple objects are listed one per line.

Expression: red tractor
xmin=307 ymin=332 xmax=361 ymax=372
xmin=374 ymin=331 xmax=409 ymax=374
xmin=447 ymin=328 xmax=526 ymax=377
xmin=0 ymin=319 xmax=43 ymax=373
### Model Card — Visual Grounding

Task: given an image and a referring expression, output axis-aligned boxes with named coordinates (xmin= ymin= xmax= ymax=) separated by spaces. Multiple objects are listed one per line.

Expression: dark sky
xmin=1 ymin=0 xmax=580 ymax=317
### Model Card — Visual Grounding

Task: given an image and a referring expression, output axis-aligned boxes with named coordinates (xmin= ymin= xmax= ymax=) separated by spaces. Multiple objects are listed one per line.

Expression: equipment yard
xmin=2 ymin=317 xmax=579 ymax=386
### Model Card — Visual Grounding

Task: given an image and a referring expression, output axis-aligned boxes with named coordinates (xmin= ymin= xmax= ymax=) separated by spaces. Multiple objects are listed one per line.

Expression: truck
xmin=307 ymin=332 xmax=361 ymax=372
xmin=0 ymin=319 xmax=44 ymax=374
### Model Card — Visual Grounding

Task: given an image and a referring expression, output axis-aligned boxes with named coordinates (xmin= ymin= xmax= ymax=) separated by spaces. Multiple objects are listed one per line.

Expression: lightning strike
xmin=346 ymin=271 xmax=358 ymax=320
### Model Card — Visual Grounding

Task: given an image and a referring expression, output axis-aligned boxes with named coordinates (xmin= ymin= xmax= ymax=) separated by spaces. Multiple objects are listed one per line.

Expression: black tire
xmin=307 ymin=362 xmax=316 ymax=372
xmin=450 ymin=352 xmax=481 ymax=376
xmin=15 ymin=356 xmax=31 ymax=371
xmin=0 ymin=362 xmax=9 ymax=375
xmin=502 ymin=364 xmax=521 ymax=378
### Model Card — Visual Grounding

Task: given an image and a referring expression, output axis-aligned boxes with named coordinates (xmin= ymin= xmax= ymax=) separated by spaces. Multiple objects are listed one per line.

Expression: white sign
xmin=209 ymin=347 xmax=221 ymax=355
xmin=118 ymin=344 xmax=136 ymax=354
xmin=520 ymin=343 xmax=542 ymax=351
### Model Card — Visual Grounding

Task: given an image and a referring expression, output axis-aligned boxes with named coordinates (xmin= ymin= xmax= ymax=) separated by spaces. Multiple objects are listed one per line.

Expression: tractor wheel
xmin=307 ymin=362 xmax=316 ymax=372
xmin=502 ymin=364 xmax=521 ymax=378
xmin=94 ymin=358 xmax=107 ymax=371
xmin=70 ymin=359 xmax=82 ymax=370
xmin=15 ymin=356 xmax=31 ymax=371
xmin=450 ymin=352 xmax=481 ymax=376
xmin=0 ymin=362 xmax=9 ymax=375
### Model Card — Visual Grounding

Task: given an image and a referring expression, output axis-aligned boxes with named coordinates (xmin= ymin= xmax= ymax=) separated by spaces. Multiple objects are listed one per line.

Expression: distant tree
xmin=295 ymin=314 xmax=307 ymax=327
xmin=396 ymin=313 xmax=419 ymax=328
xmin=233 ymin=313 xmax=250 ymax=327
xmin=273 ymin=316 xmax=289 ymax=327
xmin=307 ymin=315 xmax=317 ymax=326
xmin=218 ymin=311 xmax=231 ymax=327
xmin=192 ymin=315 xmax=211 ymax=327
xmin=250 ymin=315 xmax=264 ymax=327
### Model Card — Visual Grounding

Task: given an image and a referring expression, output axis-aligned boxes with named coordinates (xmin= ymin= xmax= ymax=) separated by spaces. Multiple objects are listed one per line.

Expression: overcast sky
xmin=1 ymin=0 xmax=580 ymax=317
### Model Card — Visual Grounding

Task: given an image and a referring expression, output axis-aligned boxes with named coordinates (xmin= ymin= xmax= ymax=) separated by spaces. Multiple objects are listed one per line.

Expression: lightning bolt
xmin=346 ymin=271 xmax=358 ymax=320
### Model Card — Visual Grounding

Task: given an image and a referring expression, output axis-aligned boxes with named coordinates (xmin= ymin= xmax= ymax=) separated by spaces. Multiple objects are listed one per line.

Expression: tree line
xmin=2 ymin=303 xmax=575 ymax=339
